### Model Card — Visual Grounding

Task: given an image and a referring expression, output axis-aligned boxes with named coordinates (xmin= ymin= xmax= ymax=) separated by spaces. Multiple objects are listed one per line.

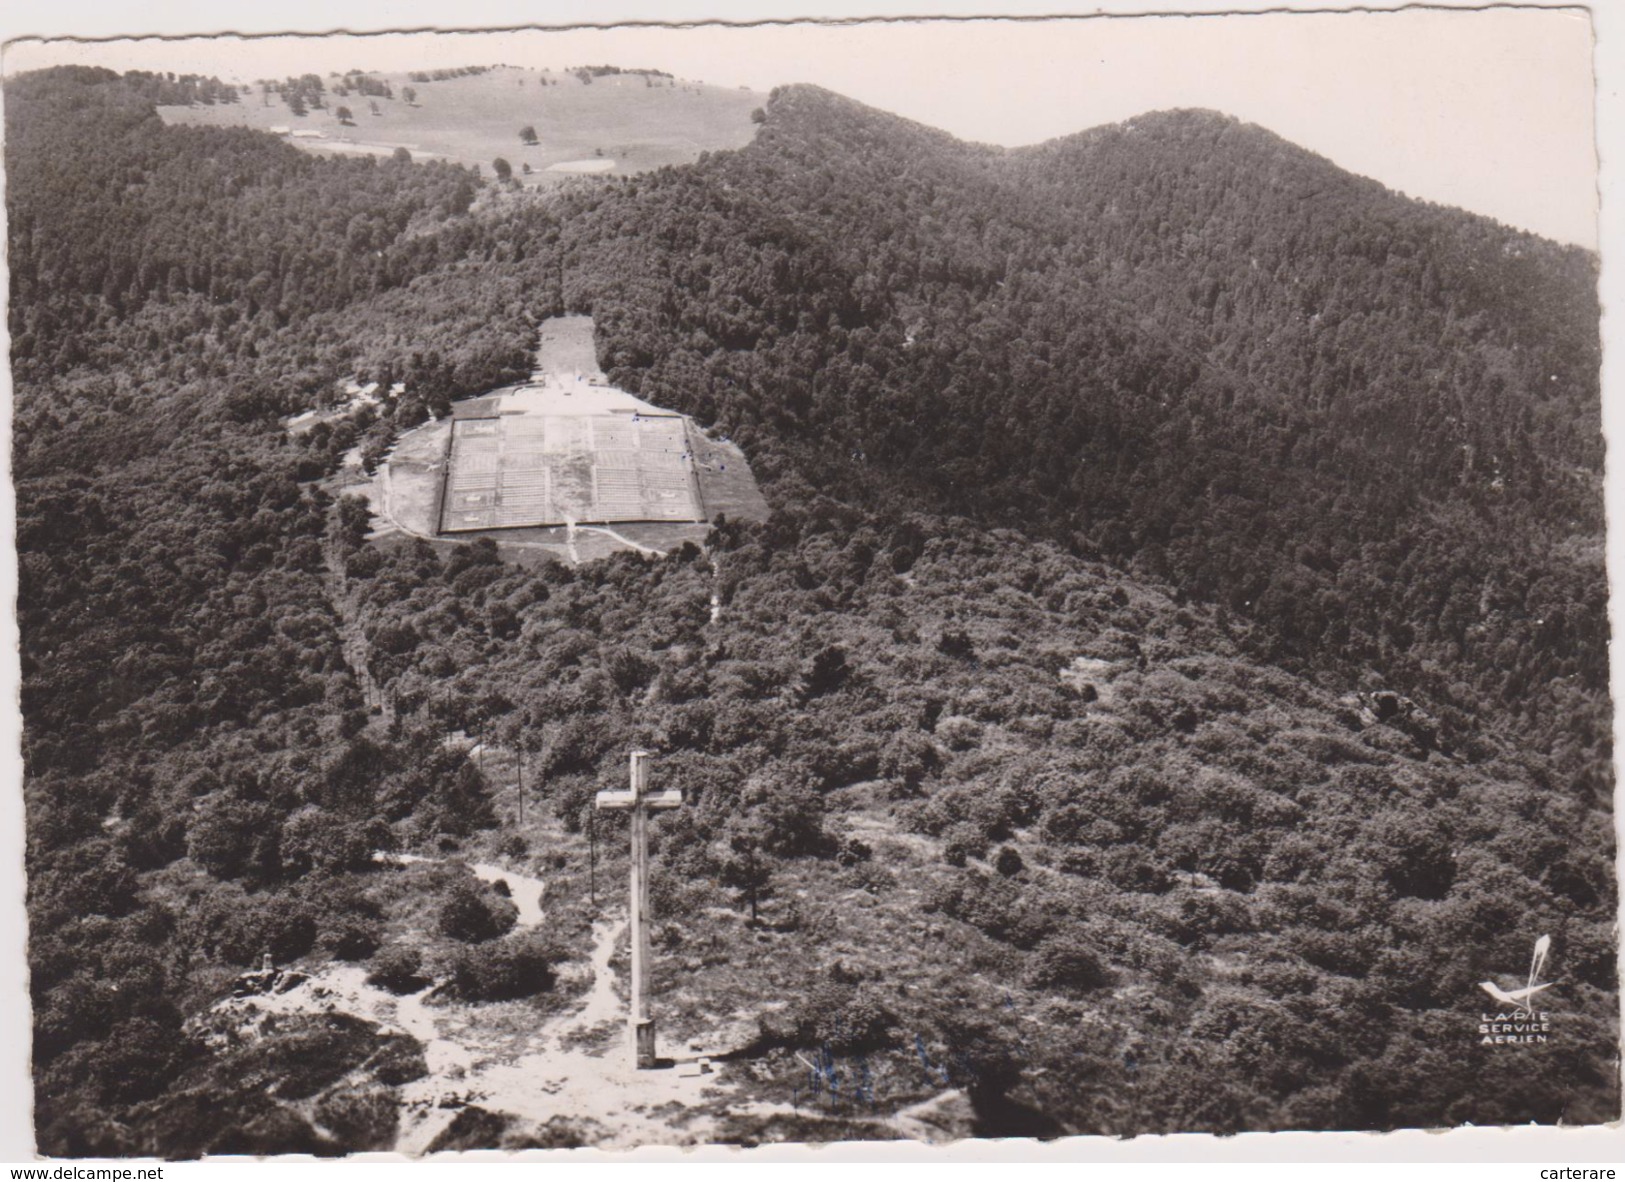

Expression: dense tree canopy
xmin=557 ymin=87 xmax=1607 ymax=799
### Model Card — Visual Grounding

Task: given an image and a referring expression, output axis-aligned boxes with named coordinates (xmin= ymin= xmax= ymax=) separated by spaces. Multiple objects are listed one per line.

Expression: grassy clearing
xmin=690 ymin=429 xmax=771 ymax=525
xmin=160 ymin=66 xmax=764 ymax=182
xmin=533 ymin=314 xmax=603 ymax=380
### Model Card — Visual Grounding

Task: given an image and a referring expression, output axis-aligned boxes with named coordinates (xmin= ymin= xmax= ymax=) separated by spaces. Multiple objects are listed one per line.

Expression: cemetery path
xmin=576 ymin=524 xmax=665 ymax=556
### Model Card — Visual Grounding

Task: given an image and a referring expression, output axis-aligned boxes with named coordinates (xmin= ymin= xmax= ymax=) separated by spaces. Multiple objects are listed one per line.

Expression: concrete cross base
xmin=635 ymin=1019 xmax=658 ymax=1069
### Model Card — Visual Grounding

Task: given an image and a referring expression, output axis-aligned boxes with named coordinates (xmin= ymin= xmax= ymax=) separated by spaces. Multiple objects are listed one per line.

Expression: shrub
xmin=416 ymin=762 xmax=499 ymax=839
xmin=835 ymin=835 xmax=872 ymax=867
xmin=508 ymin=1117 xmax=597 ymax=1150
xmin=244 ymin=1012 xmax=379 ymax=1101
xmin=89 ymin=1016 xmax=189 ymax=1105
xmin=427 ymin=1107 xmax=513 ymax=1152
xmin=366 ymin=945 xmax=428 ymax=994
xmin=931 ymin=870 xmax=1055 ymax=949
xmin=280 ymin=810 xmax=388 ymax=877
xmin=797 ymin=644 xmax=850 ymax=700
xmin=805 ymin=737 xmax=881 ymax=789
xmin=935 ymin=716 xmax=983 ymax=751
xmin=372 ymin=621 xmax=420 ymax=656
xmin=324 ymin=916 xmax=383 ymax=962
xmin=1025 ymin=934 xmax=1113 ymax=994
xmin=303 ymin=874 xmax=385 ymax=960
xmin=443 ymin=934 xmax=560 ymax=1001
xmin=32 ymin=839 xmax=139 ymax=921
xmin=758 ymin=981 xmax=896 ymax=1055
xmin=1159 ymin=890 xmax=1254 ymax=948
xmin=313 ymin=1085 xmax=398 ymax=1151
xmin=1101 ymin=845 xmax=1172 ymax=893
xmin=1054 ymin=847 xmax=1099 ymax=877
xmin=650 ymin=871 xmax=719 ymax=919
xmin=187 ymin=797 xmax=279 ymax=883
xmin=942 ymin=823 xmax=988 ymax=867
xmin=368 ymin=1032 xmax=429 ymax=1085
xmin=1041 ymin=803 xmax=1088 ymax=844
xmin=119 ymin=806 xmax=189 ymax=871
xmin=844 ymin=861 xmax=895 ymax=895
xmin=993 ymin=845 xmax=1025 ymax=877
xmin=1262 ymin=833 xmax=1322 ymax=883
xmin=437 ymin=879 xmax=518 ymax=943
xmin=757 ymin=776 xmax=830 ymax=857
xmin=216 ymin=898 xmax=317 ymax=966
xmin=344 ymin=547 xmax=383 ymax=579
xmin=932 ymin=1014 xmax=1024 ymax=1105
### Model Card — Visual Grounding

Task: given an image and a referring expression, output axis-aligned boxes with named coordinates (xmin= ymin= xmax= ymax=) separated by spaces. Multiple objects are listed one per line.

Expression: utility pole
xmin=595 ymin=750 xmax=682 ymax=1068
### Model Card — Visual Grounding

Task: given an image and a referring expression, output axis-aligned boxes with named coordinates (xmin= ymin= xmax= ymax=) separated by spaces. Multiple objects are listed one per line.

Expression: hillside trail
xmin=393 ymin=904 xmax=752 ymax=1153
xmin=707 ymin=550 xmax=722 ymax=624
xmin=886 ymin=1089 xmax=969 ymax=1144
xmin=214 ymin=844 xmax=750 ymax=1153
xmin=321 ymin=510 xmax=393 ymax=727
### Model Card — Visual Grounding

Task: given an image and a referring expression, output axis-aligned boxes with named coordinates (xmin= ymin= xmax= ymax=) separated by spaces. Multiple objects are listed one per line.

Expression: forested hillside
xmin=568 ymin=86 xmax=1608 ymax=800
xmin=7 ymin=69 xmax=558 ymax=1152
xmin=8 ymin=68 xmax=1615 ymax=1154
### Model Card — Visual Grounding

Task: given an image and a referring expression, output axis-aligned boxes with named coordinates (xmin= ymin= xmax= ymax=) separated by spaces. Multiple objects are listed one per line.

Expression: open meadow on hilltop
xmin=159 ymin=64 xmax=765 ymax=182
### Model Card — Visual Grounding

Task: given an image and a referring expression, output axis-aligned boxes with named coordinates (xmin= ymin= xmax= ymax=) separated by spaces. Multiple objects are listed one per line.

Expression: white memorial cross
xmin=595 ymin=750 xmax=683 ymax=1068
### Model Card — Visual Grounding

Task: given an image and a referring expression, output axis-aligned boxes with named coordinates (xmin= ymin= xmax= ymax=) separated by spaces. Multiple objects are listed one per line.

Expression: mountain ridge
xmin=567 ymin=81 xmax=1606 ymax=794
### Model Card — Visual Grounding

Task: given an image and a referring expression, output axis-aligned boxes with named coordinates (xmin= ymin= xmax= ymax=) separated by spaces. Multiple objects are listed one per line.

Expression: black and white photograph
xmin=2 ymin=0 xmax=1621 ymax=1162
